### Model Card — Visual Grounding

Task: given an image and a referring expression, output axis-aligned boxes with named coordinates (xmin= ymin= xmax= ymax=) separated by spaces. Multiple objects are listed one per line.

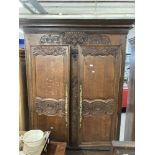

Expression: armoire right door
xmin=78 ymin=45 xmax=122 ymax=147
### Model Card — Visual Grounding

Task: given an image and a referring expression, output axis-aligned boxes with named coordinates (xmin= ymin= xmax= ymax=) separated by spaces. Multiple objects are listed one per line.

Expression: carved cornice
xmin=35 ymin=97 xmax=65 ymax=116
xmin=82 ymin=46 xmax=119 ymax=57
xmin=82 ymin=99 xmax=115 ymax=116
xmin=31 ymin=45 xmax=67 ymax=56
xmin=20 ymin=19 xmax=134 ymax=31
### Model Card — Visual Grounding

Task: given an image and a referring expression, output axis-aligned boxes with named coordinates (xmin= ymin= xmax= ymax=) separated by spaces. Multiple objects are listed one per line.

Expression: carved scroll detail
xmin=40 ymin=33 xmax=62 ymax=44
xmin=31 ymin=46 xmax=67 ymax=56
xmin=88 ymin=34 xmax=111 ymax=45
xmin=62 ymin=32 xmax=88 ymax=46
xmin=82 ymin=46 xmax=119 ymax=57
xmin=82 ymin=99 xmax=115 ymax=116
xmin=35 ymin=97 xmax=65 ymax=116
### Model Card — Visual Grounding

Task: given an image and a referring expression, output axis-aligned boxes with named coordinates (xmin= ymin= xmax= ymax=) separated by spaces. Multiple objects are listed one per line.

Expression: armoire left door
xmin=25 ymin=42 xmax=70 ymax=142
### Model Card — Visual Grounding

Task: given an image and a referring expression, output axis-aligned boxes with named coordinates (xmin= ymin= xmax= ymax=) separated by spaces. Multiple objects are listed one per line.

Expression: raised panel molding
xmin=82 ymin=99 xmax=115 ymax=116
xmin=35 ymin=97 xmax=65 ymax=116
xmin=81 ymin=46 xmax=119 ymax=57
xmin=31 ymin=45 xmax=68 ymax=56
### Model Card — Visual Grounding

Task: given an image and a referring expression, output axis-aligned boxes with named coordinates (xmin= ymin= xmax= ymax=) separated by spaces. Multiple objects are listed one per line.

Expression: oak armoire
xmin=20 ymin=19 xmax=134 ymax=149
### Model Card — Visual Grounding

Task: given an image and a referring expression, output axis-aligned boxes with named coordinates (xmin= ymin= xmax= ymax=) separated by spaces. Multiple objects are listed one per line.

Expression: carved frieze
xmin=35 ymin=97 xmax=65 ymax=116
xmin=40 ymin=33 xmax=62 ymax=44
xmin=39 ymin=33 xmax=112 ymax=49
xmin=31 ymin=46 xmax=67 ymax=56
xmin=82 ymin=99 xmax=115 ymax=116
xmin=62 ymin=32 xmax=88 ymax=46
xmin=81 ymin=46 xmax=119 ymax=57
xmin=88 ymin=34 xmax=111 ymax=45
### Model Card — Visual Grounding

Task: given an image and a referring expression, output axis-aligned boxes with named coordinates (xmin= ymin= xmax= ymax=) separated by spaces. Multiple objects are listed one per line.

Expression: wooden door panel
xmin=28 ymin=45 xmax=70 ymax=142
xmin=82 ymin=115 xmax=112 ymax=142
xmin=79 ymin=45 xmax=121 ymax=146
xmin=36 ymin=55 xmax=65 ymax=98
xmin=83 ymin=55 xmax=115 ymax=99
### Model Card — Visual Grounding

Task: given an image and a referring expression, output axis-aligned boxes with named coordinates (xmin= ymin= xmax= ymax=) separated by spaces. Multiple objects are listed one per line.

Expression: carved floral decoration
xmin=82 ymin=99 xmax=115 ymax=116
xmin=40 ymin=33 xmax=62 ymax=44
xmin=62 ymin=32 xmax=88 ymax=46
xmin=31 ymin=46 xmax=68 ymax=56
xmin=88 ymin=34 xmax=111 ymax=45
xmin=82 ymin=46 xmax=119 ymax=57
xmin=35 ymin=97 xmax=65 ymax=116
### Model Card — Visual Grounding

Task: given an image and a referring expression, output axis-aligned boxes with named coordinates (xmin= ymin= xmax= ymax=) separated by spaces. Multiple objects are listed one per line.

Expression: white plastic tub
xmin=23 ymin=130 xmax=44 ymax=147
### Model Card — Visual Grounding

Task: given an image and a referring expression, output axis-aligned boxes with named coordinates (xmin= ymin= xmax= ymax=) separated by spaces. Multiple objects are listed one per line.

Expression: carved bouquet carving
xmin=35 ymin=97 xmax=65 ymax=116
xmin=82 ymin=99 xmax=115 ymax=116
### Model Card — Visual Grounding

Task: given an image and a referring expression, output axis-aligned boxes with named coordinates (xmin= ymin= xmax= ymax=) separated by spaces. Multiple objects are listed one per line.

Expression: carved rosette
xmin=40 ymin=33 xmax=62 ymax=44
xmin=31 ymin=46 xmax=67 ymax=56
xmin=82 ymin=99 xmax=115 ymax=116
xmin=88 ymin=34 xmax=111 ymax=45
xmin=62 ymin=32 xmax=88 ymax=46
xmin=82 ymin=46 xmax=119 ymax=57
xmin=35 ymin=97 xmax=65 ymax=116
